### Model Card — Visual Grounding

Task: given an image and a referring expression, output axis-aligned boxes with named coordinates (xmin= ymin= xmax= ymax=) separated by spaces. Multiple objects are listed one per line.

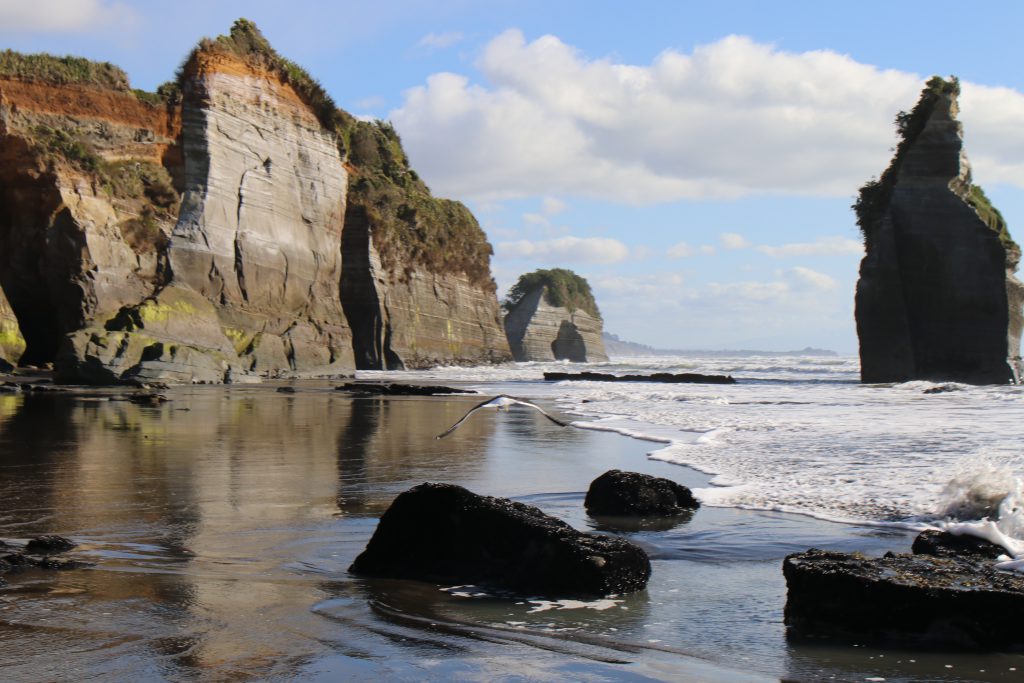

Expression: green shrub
xmin=0 ymin=49 xmax=130 ymax=90
xmin=31 ymin=125 xmax=102 ymax=172
xmin=504 ymin=269 xmax=600 ymax=318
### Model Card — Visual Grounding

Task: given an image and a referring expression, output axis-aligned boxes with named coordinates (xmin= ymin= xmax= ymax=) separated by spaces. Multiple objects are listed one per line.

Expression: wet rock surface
xmin=1 ymin=536 xmax=89 ymax=586
xmin=544 ymin=371 xmax=736 ymax=384
xmin=24 ymin=535 xmax=77 ymax=555
xmin=783 ymin=548 xmax=1024 ymax=649
xmin=911 ymin=529 xmax=1008 ymax=560
xmin=335 ymin=382 xmax=475 ymax=396
xmin=350 ymin=482 xmax=651 ymax=597
xmin=585 ymin=470 xmax=699 ymax=517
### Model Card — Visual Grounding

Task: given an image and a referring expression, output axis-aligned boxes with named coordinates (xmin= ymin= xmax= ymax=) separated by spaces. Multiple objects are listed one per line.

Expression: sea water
xmin=0 ymin=358 xmax=1023 ymax=682
xmin=372 ymin=354 xmax=1024 ymax=543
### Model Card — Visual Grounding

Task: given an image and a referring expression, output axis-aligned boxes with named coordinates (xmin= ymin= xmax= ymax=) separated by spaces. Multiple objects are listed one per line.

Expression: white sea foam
xmin=365 ymin=355 xmax=1024 ymax=544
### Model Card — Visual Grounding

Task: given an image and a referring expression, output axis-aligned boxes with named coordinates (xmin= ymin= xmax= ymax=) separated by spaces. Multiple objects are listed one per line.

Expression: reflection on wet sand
xmin=0 ymin=388 xmax=511 ymax=680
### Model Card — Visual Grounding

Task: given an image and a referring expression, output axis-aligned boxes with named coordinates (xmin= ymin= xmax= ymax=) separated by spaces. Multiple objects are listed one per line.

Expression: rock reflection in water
xmin=0 ymin=388 xmax=514 ymax=680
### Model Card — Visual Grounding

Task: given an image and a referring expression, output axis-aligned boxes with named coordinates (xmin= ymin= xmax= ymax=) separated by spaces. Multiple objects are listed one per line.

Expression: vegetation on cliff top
xmin=0 ymin=50 xmax=131 ymax=91
xmin=340 ymin=115 xmax=496 ymax=289
xmin=185 ymin=19 xmax=496 ymax=288
xmin=853 ymin=76 xmax=1019 ymax=264
xmin=504 ymin=269 xmax=601 ymax=318
xmin=184 ymin=18 xmax=342 ymax=133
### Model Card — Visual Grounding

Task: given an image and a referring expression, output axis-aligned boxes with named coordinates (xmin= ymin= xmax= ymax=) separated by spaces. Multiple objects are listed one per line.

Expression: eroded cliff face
xmin=0 ymin=76 xmax=180 ymax=367
xmin=0 ymin=22 xmax=510 ymax=382
xmin=503 ymin=286 xmax=608 ymax=363
xmin=855 ymin=78 xmax=1023 ymax=384
xmin=339 ymin=118 xmax=510 ymax=370
xmin=57 ymin=49 xmax=354 ymax=383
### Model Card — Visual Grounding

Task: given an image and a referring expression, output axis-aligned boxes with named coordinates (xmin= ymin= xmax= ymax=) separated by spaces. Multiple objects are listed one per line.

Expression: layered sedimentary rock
xmin=0 ymin=21 xmax=510 ymax=382
xmin=0 ymin=69 xmax=180 ymax=368
xmin=855 ymin=77 xmax=1024 ymax=384
xmin=340 ymin=120 xmax=510 ymax=370
xmin=504 ymin=286 xmax=608 ymax=362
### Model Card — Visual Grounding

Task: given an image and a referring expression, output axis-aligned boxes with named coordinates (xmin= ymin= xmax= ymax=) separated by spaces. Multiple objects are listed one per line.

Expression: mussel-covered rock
xmin=350 ymin=482 xmax=651 ymax=596
xmin=911 ymin=529 xmax=1008 ymax=560
xmin=585 ymin=470 xmax=699 ymax=517
xmin=784 ymin=548 xmax=1024 ymax=649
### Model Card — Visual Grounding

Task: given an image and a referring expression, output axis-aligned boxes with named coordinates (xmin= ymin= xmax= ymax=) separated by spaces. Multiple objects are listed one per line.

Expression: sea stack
xmin=0 ymin=20 xmax=510 ymax=383
xmin=503 ymin=268 xmax=608 ymax=362
xmin=854 ymin=76 xmax=1024 ymax=384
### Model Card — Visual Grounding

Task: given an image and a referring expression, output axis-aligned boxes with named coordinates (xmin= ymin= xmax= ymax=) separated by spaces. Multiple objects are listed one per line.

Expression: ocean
xmin=1 ymin=356 xmax=1022 ymax=681
xmin=370 ymin=354 xmax=1024 ymax=539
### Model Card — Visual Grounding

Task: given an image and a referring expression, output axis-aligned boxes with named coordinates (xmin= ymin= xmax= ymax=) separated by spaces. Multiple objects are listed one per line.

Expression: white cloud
xmin=756 ymin=235 xmax=864 ymax=257
xmin=0 ymin=0 xmax=136 ymax=32
xmin=592 ymin=267 xmax=853 ymax=350
xmin=720 ymin=232 xmax=751 ymax=249
xmin=541 ymin=197 xmax=567 ymax=216
xmin=667 ymin=242 xmax=694 ymax=258
xmin=417 ymin=31 xmax=465 ymax=50
xmin=785 ymin=266 xmax=838 ymax=291
xmin=497 ymin=236 xmax=630 ymax=264
xmin=391 ymin=30 xmax=1024 ymax=203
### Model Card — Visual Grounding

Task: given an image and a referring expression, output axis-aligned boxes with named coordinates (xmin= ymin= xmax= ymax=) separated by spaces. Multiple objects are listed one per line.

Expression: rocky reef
xmin=503 ymin=268 xmax=608 ymax=363
xmin=0 ymin=20 xmax=509 ymax=383
xmin=854 ymin=76 xmax=1024 ymax=384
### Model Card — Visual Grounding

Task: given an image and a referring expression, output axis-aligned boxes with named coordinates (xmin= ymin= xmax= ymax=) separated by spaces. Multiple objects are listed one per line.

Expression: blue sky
xmin=3 ymin=1 xmax=1023 ymax=353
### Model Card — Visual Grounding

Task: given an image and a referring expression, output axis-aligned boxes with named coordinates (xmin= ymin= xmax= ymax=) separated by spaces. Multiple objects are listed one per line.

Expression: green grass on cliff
xmin=0 ymin=49 xmax=179 ymax=107
xmin=504 ymin=269 xmax=601 ymax=318
xmin=968 ymin=184 xmax=1021 ymax=266
xmin=343 ymin=117 xmax=495 ymax=289
xmin=0 ymin=50 xmax=131 ymax=91
xmin=185 ymin=18 xmax=343 ymax=134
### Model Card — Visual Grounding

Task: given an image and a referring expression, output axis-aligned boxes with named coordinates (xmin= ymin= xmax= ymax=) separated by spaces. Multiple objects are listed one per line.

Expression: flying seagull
xmin=435 ymin=395 xmax=569 ymax=439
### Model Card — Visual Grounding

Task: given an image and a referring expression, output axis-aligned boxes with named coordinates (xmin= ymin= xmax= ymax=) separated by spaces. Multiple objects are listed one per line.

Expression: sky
xmin=2 ymin=1 xmax=1023 ymax=353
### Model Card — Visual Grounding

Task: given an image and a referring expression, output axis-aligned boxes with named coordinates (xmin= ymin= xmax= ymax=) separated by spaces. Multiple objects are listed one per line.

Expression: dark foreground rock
xmin=585 ymin=470 xmax=699 ymax=517
xmin=336 ymin=382 xmax=476 ymax=396
xmin=350 ymin=483 xmax=651 ymax=596
xmin=1 ymin=536 xmax=89 ymax=587
xmin=24 ymin=535 xmax=76 ymax=555
xmin=544 ymin=371 xmax=735 ymax=384
xmin=912 ymin=529 xmax=1008 ymax=560
xmin=784 ymin=548 xmax=1024 ymax=649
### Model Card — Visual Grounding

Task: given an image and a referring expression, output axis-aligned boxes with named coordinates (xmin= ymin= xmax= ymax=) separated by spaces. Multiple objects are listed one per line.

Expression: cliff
xmin=854 ymin=77 xmax=1024 ymax=384
xmin=0 ymin=21 xmax=509 ymax=382
xmin=338 ymin=117 xmax=510 ymax=369
xmin=503 ymin=270 xmax=608 ymax=363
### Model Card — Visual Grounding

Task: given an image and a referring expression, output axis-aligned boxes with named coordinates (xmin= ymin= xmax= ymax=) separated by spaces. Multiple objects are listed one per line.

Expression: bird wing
xmin=506 ymin=397 xmax=569 ymax=426
xmin=434 ymin=396 xmax=502 ymax=439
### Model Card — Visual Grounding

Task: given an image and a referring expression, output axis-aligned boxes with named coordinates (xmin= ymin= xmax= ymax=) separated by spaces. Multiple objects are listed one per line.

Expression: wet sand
xmin=0 ymin=384 xmax=1021 ymax=681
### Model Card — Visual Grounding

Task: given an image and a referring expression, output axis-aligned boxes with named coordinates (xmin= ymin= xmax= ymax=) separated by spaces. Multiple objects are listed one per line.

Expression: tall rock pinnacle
xmin=854 ymin=77 xmax=1024 ymax=384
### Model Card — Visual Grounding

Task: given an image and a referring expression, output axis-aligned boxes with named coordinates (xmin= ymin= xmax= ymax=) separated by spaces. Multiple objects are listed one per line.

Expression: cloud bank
xmin=391 ymin=30 xmax=1023 ymax=204
xmin=0 ymin=0 xmax=136 ymax=33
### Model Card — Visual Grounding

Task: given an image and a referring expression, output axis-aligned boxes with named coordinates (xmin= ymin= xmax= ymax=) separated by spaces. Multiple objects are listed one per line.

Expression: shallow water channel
xmin=0 ymin=385 xmax=1021 ymax=682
